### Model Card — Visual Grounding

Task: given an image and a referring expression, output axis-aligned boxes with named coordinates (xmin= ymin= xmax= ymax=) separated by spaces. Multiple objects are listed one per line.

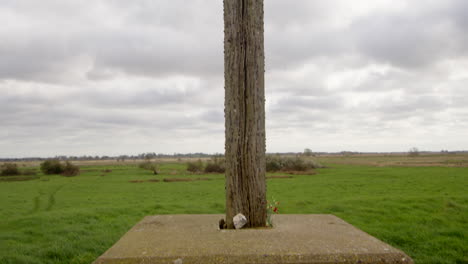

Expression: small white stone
xmin=173 ymin=258 xmax=183 ymax=264
xmin=233 ymin=213 xmax=247 ymax=229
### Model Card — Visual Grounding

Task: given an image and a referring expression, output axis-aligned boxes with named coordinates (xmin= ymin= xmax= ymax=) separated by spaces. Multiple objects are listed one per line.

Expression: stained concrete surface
xmin=94 ymin=214 xmax=413 ymax=264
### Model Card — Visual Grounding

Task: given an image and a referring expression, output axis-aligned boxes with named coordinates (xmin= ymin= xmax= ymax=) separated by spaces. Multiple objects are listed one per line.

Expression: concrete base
xmin=94 ymin=214 xmax=413 ymax=264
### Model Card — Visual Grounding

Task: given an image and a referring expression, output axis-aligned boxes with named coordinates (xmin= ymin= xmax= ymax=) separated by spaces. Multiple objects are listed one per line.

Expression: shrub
xmin=187 ymin=160 xmax=204 ymax=173
xmin=204 ymin=162 xmax=225 ymax=173
xmin=138 ymin=161 xmax=159 ymax=174
xmin=0 ymin=163 xmax=20 ymax=176
xmin=284 ymin=157 xmax=309 ymax=171
xmin=204 ymin=157 xmax=225 ymax=173
xmin=266 ymin=157 xmax=282 ymax=172
xmin=62 ymin=161 xmax=80 ymax=177
xmin=39 ymin=160 xmax=80 ymax=176
xmin=40 ymin=160 xmax=64 ymax=175
xmin=265 ymin=155 xmax=323 ymax=172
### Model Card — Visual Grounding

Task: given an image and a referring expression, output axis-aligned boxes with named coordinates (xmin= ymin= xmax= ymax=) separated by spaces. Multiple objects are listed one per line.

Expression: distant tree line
xmin=0 ymin=152 xmax=217 ymax=162
xmin=0 ymin=150 xmax=465 ymax=162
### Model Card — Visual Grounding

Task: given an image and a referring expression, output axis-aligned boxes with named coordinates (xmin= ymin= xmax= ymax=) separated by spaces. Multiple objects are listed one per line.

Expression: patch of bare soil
xmin=129 ymin=180 xmax=145 ymax=183
xmin=147 ymin=179 xmax=160 ymax=182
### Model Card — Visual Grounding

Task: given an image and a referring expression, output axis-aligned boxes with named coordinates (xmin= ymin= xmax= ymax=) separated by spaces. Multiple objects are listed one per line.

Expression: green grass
xmin=0 ymin=162 xmax=467 ymax=264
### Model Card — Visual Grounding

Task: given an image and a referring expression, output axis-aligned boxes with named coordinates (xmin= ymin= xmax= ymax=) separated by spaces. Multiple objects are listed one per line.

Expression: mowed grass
xmin=0 ymin=161 xmax=467 ymax=264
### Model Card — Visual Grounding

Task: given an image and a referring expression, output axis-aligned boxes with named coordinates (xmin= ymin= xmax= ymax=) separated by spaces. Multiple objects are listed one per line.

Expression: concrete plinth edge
xmin=94 ymin=214 xmax=413 ymax=264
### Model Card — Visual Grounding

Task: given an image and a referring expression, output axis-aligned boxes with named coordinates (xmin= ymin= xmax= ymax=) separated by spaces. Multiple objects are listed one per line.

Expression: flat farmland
xmin=0 ymin=154 xmax=466 ymax=264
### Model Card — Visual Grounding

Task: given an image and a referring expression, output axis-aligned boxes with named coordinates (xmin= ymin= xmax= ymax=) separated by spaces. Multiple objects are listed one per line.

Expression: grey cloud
xmin=1 ymin=99 xmax=203 ymax=144
xmin=269 ymin=95 xmax=344 ymax=121
xmin=375 ymin=95 xmax=447 ymax=115
xmin=447 ymin=0 xmax=468 ymax=30
xmin=0 ymin=84 xmax=202 ymax=133
xmin=266 ymin=1 xmax=318 ymax=29
xmin=266 ymin=71 xmax=329 ymax=96
xmin=0 ymin=37 xmax=74 ymax=82
xmin=85 ymin=0 xmax=223 ymax=78
xmin=352 ymin=67 xmax=440 ymax=94
xmin=124 ymin=0 xmax=222 ymax=30
xmin=267 ymin=111 xmax=332 ymax=131
xmin=265 ymin=1 xmax=353 ymax=70
xmin=277 ymin=96 xmax=343 ymax=110
xmin=0 ymin=0 xmax=223 ymax=83
xmin=200 ymin=110 xmax=224 ymax=124
xmin=449 ymin=82 xmax=468 ymax=108
xmin=266 ymin=31 xmax=351 ymax=70
xmin=351 ymin=2 xmax=468 ymax=68
xmin=88 ymin=31 xmax=222 ymax=79
xmin=79 ymin=87 xmax=198 ymax=109
xmin=2 ymin=0 xmax=467 ymax=84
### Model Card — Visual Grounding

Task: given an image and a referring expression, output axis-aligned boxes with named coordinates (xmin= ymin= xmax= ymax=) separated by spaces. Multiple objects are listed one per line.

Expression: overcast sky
xmin=1 ymin=0 xmax=467 ymax=158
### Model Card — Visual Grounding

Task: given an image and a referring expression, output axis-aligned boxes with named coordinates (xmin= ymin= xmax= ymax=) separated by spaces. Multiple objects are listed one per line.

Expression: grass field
xmin=0 ymin=155 xmax=467 ymax=264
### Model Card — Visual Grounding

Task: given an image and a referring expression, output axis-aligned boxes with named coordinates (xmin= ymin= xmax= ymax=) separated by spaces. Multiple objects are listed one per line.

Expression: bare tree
xmin=408 ymin=147 xmax=420 ymax=157
xmin=224 ymin=0 xmax=266 ymax=228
